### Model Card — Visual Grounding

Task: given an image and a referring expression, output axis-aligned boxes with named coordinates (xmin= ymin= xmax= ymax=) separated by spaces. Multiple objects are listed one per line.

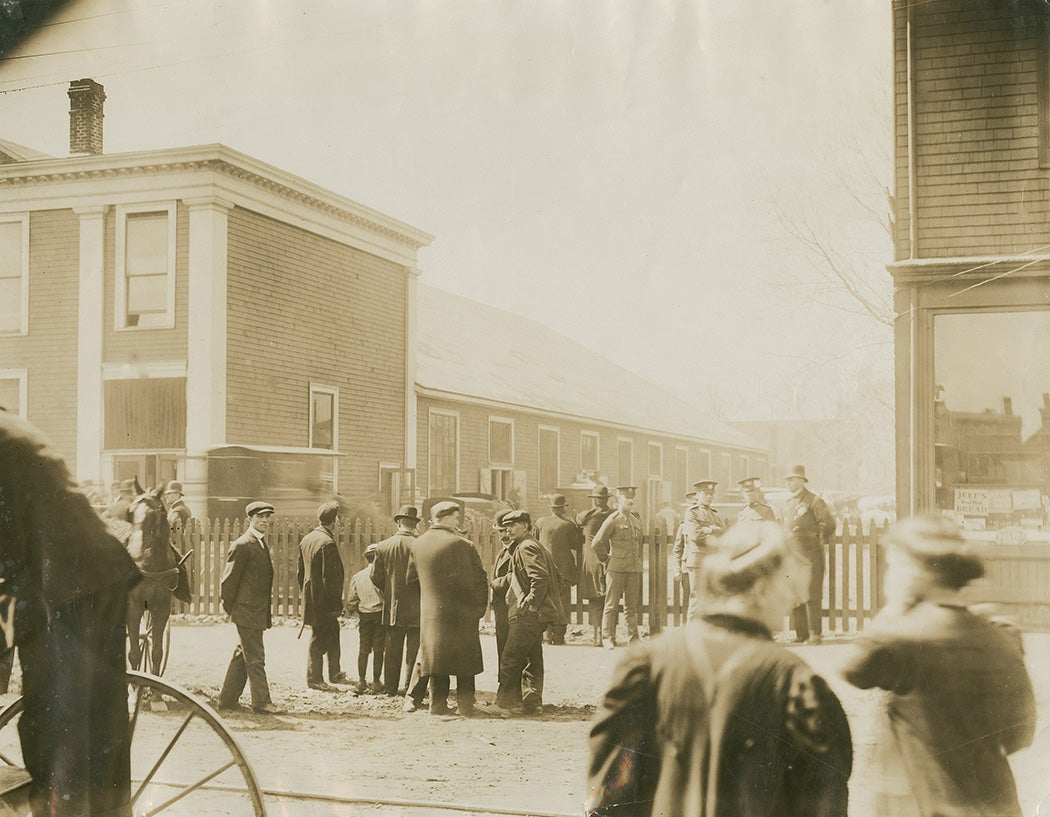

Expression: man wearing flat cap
xmin=370 ymin=505 xmax=428 ymax=701
xmin=783 ymin=465 xmax=836 ymax=645
xmin=682 ymin=480 xmax=729 ymax=620
xmin=407 ymin=501 xmax=489 ymax=716
xmin=492 ymin=510 xmax=566 ymax=715
xmin=737 ymin=477 xmax=778 ymax=524
xmin=297 ymin=501 xmax=349 ymax=690
xmin=534 ymin=494 xmax=583 ymax=645
xmin=218 ymin=501 xmax=280 ymax=713
xmin=576 ymin=485 xmax=614 ymax=646
xmin=488 ymin=509 xmax=516 ymax=677
xmin=592 ymin=486 xmax=644 ymax=649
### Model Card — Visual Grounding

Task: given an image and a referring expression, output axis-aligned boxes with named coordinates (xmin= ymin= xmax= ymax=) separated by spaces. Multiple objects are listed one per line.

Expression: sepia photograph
xmin=0 ymin=1 xmax=1048 ymax=815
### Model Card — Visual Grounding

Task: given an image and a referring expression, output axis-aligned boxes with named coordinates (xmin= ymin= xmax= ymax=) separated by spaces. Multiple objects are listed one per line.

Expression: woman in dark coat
xmin=841 ymin=515 xmax=1036 ymax=817
xmin=586 ymin=521 xmax=852 ymax=817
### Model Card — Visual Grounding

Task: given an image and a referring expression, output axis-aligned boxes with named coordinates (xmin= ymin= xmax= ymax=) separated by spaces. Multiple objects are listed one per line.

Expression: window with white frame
xmin=720 ymin=452 xmax=732 ymax=486
xmin=648 ymin=442 xmax=663 ymax=477
xmin=0 ymin=215 xmax=28 ymax=335
xmin=581 ymin=431 xmax=600 ymax=474
xmin=0 ymin=369 xmax=27 ymax=417
xmin=117 ymin=205 xmax=176 ymax=329
xmin=741 ymin=455 xmax=751 ymax=478
xmin=616 ymin=438 xmax=633 ymax=487
xmin=309 ymin=385 xmax=338 ymax=450
xmin=674 ymin=446 xmax=689 ymax=501
xmin=429 ymin=410 xmax=459 ymax=495
xmin=538 ymin=426 xmax=559 ymax=495
xmin=489 ymin=417 xmax=514 ymax=464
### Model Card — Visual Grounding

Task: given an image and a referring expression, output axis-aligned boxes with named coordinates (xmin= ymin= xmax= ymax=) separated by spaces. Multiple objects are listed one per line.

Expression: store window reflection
xmin=934 ymin=311 xmax=1050 ymax=540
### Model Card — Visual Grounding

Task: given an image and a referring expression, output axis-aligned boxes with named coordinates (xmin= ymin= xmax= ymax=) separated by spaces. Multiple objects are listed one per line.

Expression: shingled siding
xmin=226 ymin=206 xmax=408 ymax=501
xmin=417 ymin=394 xmax=766 ymax=521
xmin=899 ymin=2 xmax=1050 ymax=258
xmin=0 ymin=209 xmax=80 ymax=464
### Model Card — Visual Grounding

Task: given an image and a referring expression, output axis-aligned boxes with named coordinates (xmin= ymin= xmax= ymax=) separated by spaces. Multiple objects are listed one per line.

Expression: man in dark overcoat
xmin=576 ymin=485 xmax=614 ymax=646
xmin=407 ymin=501 xmax=488 ymax=716
xmin=297 ymin=500 xmax=348 ymax=689
xmin=0 ymin=410 xmax=141 ymax=817
xmin=370 ymin=504 xmax=427 ymax=699
xmin=218 ymin=501 xmax=280 ymax=713
xmin=488 ymin=509 xmax=515 ymax=676
xmin=534 ymin=494 xmax=583 ymax=645
xmin=783 ymin=464 xmax=837 ymax=644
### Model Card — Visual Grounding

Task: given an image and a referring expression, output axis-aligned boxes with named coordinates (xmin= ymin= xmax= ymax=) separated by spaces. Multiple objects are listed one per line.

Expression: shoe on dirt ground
xmin=308 ymin=682 xmax=335 ymax=691
xmin=484 ymin=703 xmax=522 ymax=718
xmin=402 ymin=696 xmax=419 ymax=713
xmin=251 ymin=702 xmax=284 ymax=715
xmin=329 ymin=672 xmax=351 ymax=684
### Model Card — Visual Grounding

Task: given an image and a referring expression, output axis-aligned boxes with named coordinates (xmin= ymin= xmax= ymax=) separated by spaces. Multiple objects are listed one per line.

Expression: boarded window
xmin=489 ymin=418 xmax=513 ymax=464
xmin=104 ymin=378 xmax=186 ymax=449
xmin=429 ymin=412 xmax=458 ymax=495
xmin=617 ymin=439 xmax=633 ymax=486
xmin=539 ymin=427 xmax=559 ymax=494
xmin=124 ymin=211 xmax=170 ymax=328
xmin=0 ymin=220 xmax=25 ymax=334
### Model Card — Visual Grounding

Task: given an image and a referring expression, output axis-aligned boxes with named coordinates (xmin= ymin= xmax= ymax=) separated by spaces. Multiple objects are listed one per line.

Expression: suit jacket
xmin=534 ymin=513 xmax=584 ymax=587
xmin=490 ymin=544 xmax=512 ymax=620
xmin=221 ymin=530 xmax=274 ymax=630
xmin=407 ymin=524 xmax=488 ymax=676
xmin=784 ymin=488 xmax=836 ymax=551
xmin=296 ymin=525 xmax=345 ymax=626
xmin=370 ymin=531 xmax=420 ymax=627
xmin=506 ymin=537 xmax=566 ymax=625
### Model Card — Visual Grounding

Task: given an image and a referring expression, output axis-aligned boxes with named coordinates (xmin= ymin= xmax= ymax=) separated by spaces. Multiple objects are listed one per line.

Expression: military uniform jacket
xmin=535 ymin=513 xmax=584 ymax=587
xmin=370 ymin=531 xmax=420 ymax=627
xmin=737 ymin=502 xmax=777 ymax=524
xmin=221 ymin=530 xmax=274 ymax=630
xmin=784 ymin=488 xmax=836 ymax=551
xmin=296 ymin=525 xmax=345 ymax=627
xmin=407 ymin=525 xmax=488 ymax=676
xmin=681 ymin=504 xmax=728 ymax=569
xmin=592 ymin=510 xmax=644 ymax=573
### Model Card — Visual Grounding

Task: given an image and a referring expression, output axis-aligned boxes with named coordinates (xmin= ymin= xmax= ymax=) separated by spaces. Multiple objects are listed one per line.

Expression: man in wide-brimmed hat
xmin=783 ymin=464 xmax=836 ymax=644
xmin=534 ymin=494 xmax=583 ymax=645
xmin=370 ymin=504 xmax=429 ymax=704
xmin=576 ymin=485 xmax=615 ymax=646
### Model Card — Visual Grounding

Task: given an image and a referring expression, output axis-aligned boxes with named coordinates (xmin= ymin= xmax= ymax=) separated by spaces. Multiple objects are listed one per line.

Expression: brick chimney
xmin=1002 ymin=396 xmax=1013 ymax=416
xmin=68 ymin=79 xmax=106 ymax=156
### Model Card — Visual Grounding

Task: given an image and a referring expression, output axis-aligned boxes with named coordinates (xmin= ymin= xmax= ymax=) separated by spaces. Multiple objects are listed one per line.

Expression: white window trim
xmin=616 ymin=435 xmax=634 ymax=485
xmin=720 ymin=452 xmax=733 ymax=486
xmin=308 ymin=383 xmax=339 ymax=450
xmin=0 ymin=368 xmax=28 ymax=417
xmin=696 ymin=448 xmax=712 ymax=481
xmin=581 ymin=430 xmax=601 ymax=472
xmin=488 ymin=415 xmax=515 ymax=466
xmin=102 ymin=360 xmax=187 ymax=380
xmin=0 ymin=213 xmax=29 ymax=336
xmin=114 ymin=202 xmax=177 ymax=331
xmin=648 ymin=441 xmax=664 ymax=478
xmin=538 ymin=424 xmax=560 ymax=492
xmin=675 ymin=445 xmax=689 ymax=486
xmin=428 ymin=408 xmax=460 ymax=495
xmin=741 ymin=455 xmax=751 ymax=478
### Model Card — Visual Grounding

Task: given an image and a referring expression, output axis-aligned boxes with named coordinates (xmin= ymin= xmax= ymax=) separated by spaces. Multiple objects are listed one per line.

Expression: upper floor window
xmin=309 ymin=384 xmax=338 ymax=450
xmin=116 ymin=205 xmax=175 ymax=330
xmin=0 ymin=215 xmax=28 ymax=335
xmin=0 ymin=369 xmax=27 ymax=417
xmin=489 ymin=417 xmax=514 ymax=465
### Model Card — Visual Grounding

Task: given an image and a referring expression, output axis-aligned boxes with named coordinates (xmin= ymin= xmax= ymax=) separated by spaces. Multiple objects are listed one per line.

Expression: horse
xmin=123 ymin=485 xmax=180 ymax=674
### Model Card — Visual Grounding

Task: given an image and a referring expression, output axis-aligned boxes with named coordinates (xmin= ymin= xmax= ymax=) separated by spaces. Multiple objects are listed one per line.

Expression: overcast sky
xmin=0 ymin=0 xmax=894 ymax=420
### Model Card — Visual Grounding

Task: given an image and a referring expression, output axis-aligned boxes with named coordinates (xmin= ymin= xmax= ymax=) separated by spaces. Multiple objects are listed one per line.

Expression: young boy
xmin=345 ymin=544 xmax=386 ymax=695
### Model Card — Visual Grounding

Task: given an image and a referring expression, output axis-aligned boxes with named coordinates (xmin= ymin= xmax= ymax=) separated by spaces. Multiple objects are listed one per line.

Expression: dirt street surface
xmin=7 ymin=619 xmax=1049 ymax=816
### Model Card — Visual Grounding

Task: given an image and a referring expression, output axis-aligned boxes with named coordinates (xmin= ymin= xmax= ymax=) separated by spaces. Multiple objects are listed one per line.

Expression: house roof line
xmin=0 ymin=143 xmax=434 ymax=250
xmin=416 ymin=384 xmax=767 ymax=454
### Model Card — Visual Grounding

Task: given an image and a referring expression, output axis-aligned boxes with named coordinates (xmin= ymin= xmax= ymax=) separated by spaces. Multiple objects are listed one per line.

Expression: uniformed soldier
xmin=591 ymin=486 xmax=644 ymax=649
xmin=682 ymin=480 xmax=729 ymax=621
xmin=737 ymin=477 xmax=778 ymax=524
xmin=671 ymin=490 xmax=696 ymax=611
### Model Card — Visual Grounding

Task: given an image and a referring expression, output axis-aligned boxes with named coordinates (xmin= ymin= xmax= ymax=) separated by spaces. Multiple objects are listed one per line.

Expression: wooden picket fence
xmin=174 ymin=518 xmax=887 ymax=634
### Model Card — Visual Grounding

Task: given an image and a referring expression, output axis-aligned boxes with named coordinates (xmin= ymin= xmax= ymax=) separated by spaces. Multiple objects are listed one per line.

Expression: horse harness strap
xmin=141 ymin=567 xmax=181 ymax=593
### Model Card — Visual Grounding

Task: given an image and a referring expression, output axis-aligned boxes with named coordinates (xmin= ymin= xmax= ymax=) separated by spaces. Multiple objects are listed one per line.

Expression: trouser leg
xmin=792 ymin=604 xmax=810 ymax=641
xmin=358 ymin=613 xmax=378 ymax=683
xmin=679 ymin=571 xmax=691 ymax=622
xmin=218 ymin=628 xmax=248 ymax=706
xmin=405 ymin=629 xmax=424 ymax=698
xmin=428 ymin=675 xmax=451 ymax=713
xmin=372 ymin=624 xmax=386 ymax=685
xmin=382 ymin=626 xmax=406 ymax=693
xmin=455 ymin=675 xmax=476 ymax=712
xmin=326 ymin=616 xmax=342 ymax=679
xmin=142 ymin=581 xmax=171 ymax=674
xmin=807 ymin=547 xmax=826 ymax=637
xmin=545 ymin=585 xmax=571 ymax=643
xmin=602 ymin=572 xmax=626 ymax=643
xmin=494 ymin=609 xmax=509 ymax=668
xmin=687 ymin=567 xmax=702 ymax=622
xmin=498 ymin=612 xmax=543 ymax=708
xmin=622 ymin=572 xmax=642 ymax=641
xmin=236 ymin=625 xmax=271 ymax=707
xmin=522 ymin=623 xmax=545 ymax=710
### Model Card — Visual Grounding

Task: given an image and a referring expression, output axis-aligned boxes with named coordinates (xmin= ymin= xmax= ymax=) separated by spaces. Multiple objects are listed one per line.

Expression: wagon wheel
xmin=0 ymin=671 xmax=266 ymax=816
xmin=138 ymin=611 xmax=172 ymax=676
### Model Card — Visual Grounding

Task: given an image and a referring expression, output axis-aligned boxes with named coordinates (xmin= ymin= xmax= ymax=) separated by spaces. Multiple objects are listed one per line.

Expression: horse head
xmin=126 ymin=487 xmax=173 ymax=571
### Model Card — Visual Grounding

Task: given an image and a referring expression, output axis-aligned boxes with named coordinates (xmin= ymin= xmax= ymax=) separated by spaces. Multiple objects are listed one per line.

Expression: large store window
xmin=934 ymin=311 xmax=1050 ymax=538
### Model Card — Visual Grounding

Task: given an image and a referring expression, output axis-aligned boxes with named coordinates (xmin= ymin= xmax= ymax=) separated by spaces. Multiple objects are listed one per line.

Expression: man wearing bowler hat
xmin=534 ymin=494 xmax=583 ymax=645
xmin=737 ymin=477 xmax=778 ymax=524
xmin=592 ymin=486 xmax=644 ymax=649
xmin=218 ymin=501 xmax=280 ymax=713
xmin=576 ymin=485 xmax=614 ymax=646
xmin=682 ymin=480 xmax=729 ymax=620
xmin=163 ymin=480 xmax=192 ymax=537
xmin=783 ymin=465 xmax=836 ymax=644
xmin=370 ymin=504 xmax=429 ymax=701
xmin=297 ymin=500 xmax=349 ymax=690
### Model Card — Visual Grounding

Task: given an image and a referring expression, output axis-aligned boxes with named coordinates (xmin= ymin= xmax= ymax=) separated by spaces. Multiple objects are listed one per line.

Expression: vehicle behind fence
xmin=174 ymin=517 xmax=890 ymax=634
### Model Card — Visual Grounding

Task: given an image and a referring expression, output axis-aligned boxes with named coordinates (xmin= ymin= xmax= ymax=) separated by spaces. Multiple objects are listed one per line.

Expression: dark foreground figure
xmin=586 ymin=521 xmax=852 ymax=817
xmin=0 ymin=411 xmax=140 ymax=817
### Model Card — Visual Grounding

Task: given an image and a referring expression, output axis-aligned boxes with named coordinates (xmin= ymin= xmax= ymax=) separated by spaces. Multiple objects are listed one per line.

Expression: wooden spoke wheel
xmin=0 ymin=671 xmax=266 ymax=816
xmin=138 ymin=611 xmax=172 ymax=676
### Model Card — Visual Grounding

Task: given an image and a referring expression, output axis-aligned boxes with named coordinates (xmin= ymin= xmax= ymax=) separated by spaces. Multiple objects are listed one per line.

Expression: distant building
xmin=415 ymin=285 xmax=767 ymax=524
xmin=0 ymin=80 xmax=432 ymax=517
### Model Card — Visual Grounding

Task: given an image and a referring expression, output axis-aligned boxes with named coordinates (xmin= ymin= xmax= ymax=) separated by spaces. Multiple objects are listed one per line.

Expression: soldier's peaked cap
xmin=738 ymin=477 xmax=762 ymax=490
xmin=692 ymin=480 xmax=718 ymax=491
